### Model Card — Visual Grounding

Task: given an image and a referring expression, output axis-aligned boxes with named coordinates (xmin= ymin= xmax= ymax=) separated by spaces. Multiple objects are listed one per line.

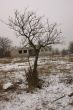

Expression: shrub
xmin=26 ymin=68 xmax=42 ymax=91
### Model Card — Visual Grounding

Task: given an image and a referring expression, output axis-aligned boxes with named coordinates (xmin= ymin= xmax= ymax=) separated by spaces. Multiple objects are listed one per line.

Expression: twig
xmin=51 ymin=95 xmax=65 ymax=103
xmin=0 ymin=19 xmax=8 ymax=26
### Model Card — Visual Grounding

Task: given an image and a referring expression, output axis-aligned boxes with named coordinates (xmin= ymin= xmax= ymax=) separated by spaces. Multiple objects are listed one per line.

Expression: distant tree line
xmin=51 ymin=41 xmax=73 ymax=57
xmin=0 ymin=36 xmax=12 ymax=58
xmin=0 ymin=36 xmax=73 ymax=58
xmin=68 ymin=41 xmax=73 ymax=54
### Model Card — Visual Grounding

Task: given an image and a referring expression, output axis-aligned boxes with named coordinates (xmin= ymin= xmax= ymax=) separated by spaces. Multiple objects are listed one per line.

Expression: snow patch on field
xmin=0 ymin=57 xmax=73 ymax=110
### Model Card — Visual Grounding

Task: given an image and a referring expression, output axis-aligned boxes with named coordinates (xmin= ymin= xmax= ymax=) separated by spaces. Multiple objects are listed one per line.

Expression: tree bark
xmin=26 ymin=50 xmax=40 ymax=90
xmin=33 ymin=50 xmax=39 ymax=73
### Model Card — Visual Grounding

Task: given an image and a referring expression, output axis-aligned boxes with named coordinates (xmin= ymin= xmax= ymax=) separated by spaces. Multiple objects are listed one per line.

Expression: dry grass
xmin=59 ymin=68 xmax=71 ymax=74
xmin=38 ymin=64 xmax=53 ymax=75
xmin=0 ymin=57 xmax=28 ymax=64
xmin=0 ymin=58 xmax=12 ymax=64
xmin=0 ymin=81 xmax=3 ymax=91
xmin=69 ymin=57 xmax=73 ymax=62
xmin=13 ymin=58 xmax=28 ymax=63
xmin=69 ymin=101 xmax=73 ymax=106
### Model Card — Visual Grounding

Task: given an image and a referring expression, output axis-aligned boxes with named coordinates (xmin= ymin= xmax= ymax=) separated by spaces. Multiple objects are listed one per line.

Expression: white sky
xmin=0 ymin=0 xmax=73 ymax=49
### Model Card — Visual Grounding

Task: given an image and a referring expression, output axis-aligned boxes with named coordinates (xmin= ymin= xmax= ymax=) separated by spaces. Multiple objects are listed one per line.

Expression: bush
xmin=69 ymin=57 xmax=73 ymax=62
xmin=69 ymin=41 xmax=73 ymax=54
xmin=26 ymin=68 xmax=42 ymax=91
xmin=0 ymin=37 xmax=12 ymax=58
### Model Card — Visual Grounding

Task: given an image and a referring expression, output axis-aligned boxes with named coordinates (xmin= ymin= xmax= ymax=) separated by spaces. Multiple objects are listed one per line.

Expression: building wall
xmin=11 ymin=47 xmax=52 ymax=57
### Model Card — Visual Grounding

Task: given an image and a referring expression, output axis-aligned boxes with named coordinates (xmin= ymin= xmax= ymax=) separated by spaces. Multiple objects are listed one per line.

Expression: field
xmin=0 ymin=56 xmax=73 ymax=110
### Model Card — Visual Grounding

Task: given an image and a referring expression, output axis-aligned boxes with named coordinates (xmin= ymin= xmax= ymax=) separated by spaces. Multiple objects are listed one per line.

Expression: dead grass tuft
xmin=26 ymin=68 xmax=42 ymax=92
xmin=0 ymin=83 xmax=3 ymax=91
xmin=69 ymin=101 xmax=73 ymax=106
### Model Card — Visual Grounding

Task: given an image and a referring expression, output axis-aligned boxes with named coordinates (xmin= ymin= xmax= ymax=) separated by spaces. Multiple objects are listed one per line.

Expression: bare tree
xmin=9 ymin=9 xmax=62 ymax=89
xmin=68 ymin=41 xmax=73 ymax=54
xmin=0 ymin=37 xmax=12 ymax=57
xmin=61 ymin=49 xmax=68 ymax=57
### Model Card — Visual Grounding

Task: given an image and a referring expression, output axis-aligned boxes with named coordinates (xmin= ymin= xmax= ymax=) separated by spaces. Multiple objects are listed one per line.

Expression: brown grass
xmin=69 ymin=101 xmax=73 ymax=106
xmin=0 ymin=81 xmax=3 ymax=91
xmin=13 ymin=58 xmax=28 ymax=63
xmin=69 ymin=57 xmax=73 ymax=62
xmin=0 ymin=58 xmax=12 ymax=64
xmin=38 ymin=64 xmax=53 ymax=75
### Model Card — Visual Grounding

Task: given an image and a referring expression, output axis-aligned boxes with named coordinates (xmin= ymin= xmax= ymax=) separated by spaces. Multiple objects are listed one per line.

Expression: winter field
xmin=0 ymin=56 xmax=73 ymax=110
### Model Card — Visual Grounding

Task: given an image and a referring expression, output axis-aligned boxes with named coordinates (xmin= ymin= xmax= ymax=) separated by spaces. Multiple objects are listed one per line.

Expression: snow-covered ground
xmin=0 ymin=57 xmax=73 ymax=110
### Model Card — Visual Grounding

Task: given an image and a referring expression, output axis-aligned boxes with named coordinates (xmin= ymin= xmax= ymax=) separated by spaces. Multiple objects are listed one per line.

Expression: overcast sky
xmin=0 ymin=0 xmax=73 ymax=49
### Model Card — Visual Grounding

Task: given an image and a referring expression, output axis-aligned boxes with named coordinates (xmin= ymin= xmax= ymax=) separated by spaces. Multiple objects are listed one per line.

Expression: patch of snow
xmin=0 ymin=57 xmax=73 ymax=110
xmin=3 ymin=82 xmax=13 ymax=90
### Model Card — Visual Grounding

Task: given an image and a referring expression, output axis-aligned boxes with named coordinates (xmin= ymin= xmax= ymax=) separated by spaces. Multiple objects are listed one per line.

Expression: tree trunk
xmin=33 ymin=50 xmax=39 ymax=73
xmin=26 ymin=49 xmax=41 ymax=91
